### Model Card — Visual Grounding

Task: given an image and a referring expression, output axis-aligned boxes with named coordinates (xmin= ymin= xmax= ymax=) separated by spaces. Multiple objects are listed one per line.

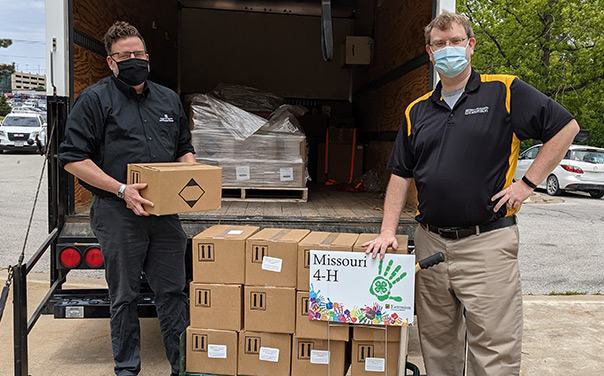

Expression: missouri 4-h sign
xmin=308 ymin=250 xmax=415 ymax=326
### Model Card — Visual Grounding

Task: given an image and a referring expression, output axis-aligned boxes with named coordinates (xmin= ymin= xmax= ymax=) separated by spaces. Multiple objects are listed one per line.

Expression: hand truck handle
xmin=416 ymin=252 xmax=445 ymax=272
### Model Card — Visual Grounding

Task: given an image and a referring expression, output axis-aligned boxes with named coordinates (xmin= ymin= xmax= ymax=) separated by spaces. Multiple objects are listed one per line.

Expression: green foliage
xmin=457 ymin=0 xmax=604 ymax=147
xmin=0 ymin=63 xmax=15 ymax=79
xmin=0 ymin=95 xmax=11 ymax=117
xmin=1 ymin=39 xmax=15 ymax=80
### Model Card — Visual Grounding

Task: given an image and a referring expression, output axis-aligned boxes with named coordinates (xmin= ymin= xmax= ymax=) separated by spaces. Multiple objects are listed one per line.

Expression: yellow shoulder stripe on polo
xmin=506 ymin=132 xmax=522 ymax=216
xmin=480 ymin=74 xmax=516 ymax=114
xmin=406 ymin=91 xmax=434 ymax=136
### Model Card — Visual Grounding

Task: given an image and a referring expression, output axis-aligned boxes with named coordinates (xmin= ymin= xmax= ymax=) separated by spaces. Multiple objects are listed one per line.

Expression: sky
xmin=0 ymin=0 xmax=46 ymax=75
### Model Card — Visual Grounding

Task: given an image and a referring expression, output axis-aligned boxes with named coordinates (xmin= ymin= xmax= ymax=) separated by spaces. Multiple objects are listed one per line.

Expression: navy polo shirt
xmin=388 ymin=69 xmax=574 ymax=227
xmin=59 ymin=76 xmax=195 ymax=198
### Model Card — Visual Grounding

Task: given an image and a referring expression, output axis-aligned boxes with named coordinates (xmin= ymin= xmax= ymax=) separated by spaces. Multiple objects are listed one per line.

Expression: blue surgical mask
xmin=432 ymin=43 xmax=469 ymax=78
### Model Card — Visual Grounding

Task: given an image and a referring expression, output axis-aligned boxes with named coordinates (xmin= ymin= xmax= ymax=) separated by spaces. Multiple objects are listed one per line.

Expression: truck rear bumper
xmin=49 ymin=289 xmax=158 ymax=318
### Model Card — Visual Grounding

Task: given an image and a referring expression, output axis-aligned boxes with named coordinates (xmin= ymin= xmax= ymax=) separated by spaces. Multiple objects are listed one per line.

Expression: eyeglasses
xmin=110 ymin=50 xmax=147 ymax=61
xmin=430 ymin=37 xmax=468 ymax=50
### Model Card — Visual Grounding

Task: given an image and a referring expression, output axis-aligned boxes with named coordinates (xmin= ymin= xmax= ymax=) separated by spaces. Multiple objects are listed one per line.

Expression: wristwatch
xmin=116 ymin=184 xmax=127 ymax=199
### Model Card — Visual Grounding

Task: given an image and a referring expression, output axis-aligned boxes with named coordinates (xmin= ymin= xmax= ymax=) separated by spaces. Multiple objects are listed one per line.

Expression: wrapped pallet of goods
xmin=187 ymin=91 xmax=309 ymax=194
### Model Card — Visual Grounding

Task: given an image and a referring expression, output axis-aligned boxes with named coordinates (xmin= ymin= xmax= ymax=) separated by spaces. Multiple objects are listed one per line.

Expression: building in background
xmin=11 ymin=71 xmax=46 ymax=91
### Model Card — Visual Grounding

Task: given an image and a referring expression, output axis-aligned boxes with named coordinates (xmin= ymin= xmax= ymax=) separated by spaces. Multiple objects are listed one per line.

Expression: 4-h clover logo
xmin=369 ymin=258 xmax=407 ymax=302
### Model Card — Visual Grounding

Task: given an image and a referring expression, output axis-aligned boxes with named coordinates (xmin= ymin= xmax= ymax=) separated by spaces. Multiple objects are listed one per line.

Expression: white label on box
xmin=227 ymin=230 xmax=244 ymax=235
xmin=259 ymin=346 xmax=280 ymax=362
xmin=310 ymin=350 xmax=330 ymax=364
xmin=280 ymin=167 xmax=294 ymax=181
xmin=207 ymin=344 xmax=227 ymax=359
xmin=236 ymin=166 xmax=250 ymax=180
xmin=261 ymin=256 xmax=283 ymax=272
xmin=364 ymin=357 xmax=385 ymax=372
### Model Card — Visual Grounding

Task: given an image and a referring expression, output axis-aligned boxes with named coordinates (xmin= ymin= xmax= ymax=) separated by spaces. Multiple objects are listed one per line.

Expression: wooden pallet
xmin=221 ymin=186 xmax=308 ymax=202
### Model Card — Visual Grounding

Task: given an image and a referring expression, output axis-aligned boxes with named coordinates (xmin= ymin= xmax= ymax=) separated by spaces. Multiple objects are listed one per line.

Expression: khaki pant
xmin=414 ymin=224 xmax=522 ymax=376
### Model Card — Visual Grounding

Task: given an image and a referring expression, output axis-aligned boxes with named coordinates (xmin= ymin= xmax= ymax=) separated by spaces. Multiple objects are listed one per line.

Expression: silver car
xmin=515 ymin=144 xmax=604 ymax=198
xmin=0 ymin=112 xmax=47 ymax=153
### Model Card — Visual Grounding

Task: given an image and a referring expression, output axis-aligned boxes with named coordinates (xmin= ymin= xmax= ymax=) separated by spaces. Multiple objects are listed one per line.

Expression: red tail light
xmin=561 ymin=165 xmax=583 ymax=174
xmin=84 ymin=247 xmax=104 ymax=267
xmin=60 ymin=247 xmax=82 ymax=268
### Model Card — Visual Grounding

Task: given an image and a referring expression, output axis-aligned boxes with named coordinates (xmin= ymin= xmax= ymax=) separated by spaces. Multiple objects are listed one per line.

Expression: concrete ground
xmin=1 ymin=271 xmax=603 ymax=375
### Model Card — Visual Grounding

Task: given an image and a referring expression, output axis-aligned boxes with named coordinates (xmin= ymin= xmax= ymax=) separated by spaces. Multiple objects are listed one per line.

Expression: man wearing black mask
xmin=59 ymin=21 xmax=195 ymax=376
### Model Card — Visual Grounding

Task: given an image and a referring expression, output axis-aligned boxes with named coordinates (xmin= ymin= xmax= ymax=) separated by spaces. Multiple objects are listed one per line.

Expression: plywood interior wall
xmin=73 ymin=0 xmax=179 ymax=93
xmin=72 ymin=0 xmax=179 ymax=207
xmin=353 ymin=0 xmax=432 ymax=207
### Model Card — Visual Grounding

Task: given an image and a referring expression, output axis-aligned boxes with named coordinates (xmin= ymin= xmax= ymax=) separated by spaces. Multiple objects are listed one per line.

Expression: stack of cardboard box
xmin=187 ymin=225 xmax=259 ymax=375
xmin=350 ymin=234 xmax=409 ymax=375
xmin=186 ymin=225 xmax=408 ymax=375
xmin=293 ymin=232 xmax=358 ymax=375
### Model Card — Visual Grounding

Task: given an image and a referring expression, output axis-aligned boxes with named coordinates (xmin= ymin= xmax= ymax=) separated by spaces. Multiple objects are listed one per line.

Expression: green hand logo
xmin=369 ymin=258 xmax=407 ymax=302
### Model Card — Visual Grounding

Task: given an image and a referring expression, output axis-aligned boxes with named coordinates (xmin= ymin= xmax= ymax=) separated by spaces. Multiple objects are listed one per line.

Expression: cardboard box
xmin=327 ymin=126 xmax=357 ymax=144
xmin=342 ymin=36 xmax=373 ymax=66
xmin=245 ymin=228 xmax=310 ymax=287
xmin=192 ymin=225 xmax=260 ymax=284
xmin=317 ymin=142 xmax=364 ymax=183
xmin=244 ymin=286 xmax=296 ymax=334
xmin=190 ymin=283 xmax=242 ymax=331
xmin=197 ymin=158 xmax=307 ymax=188
xmin=238 ymin=331 xmax=291 ymax=376
xmin=297 ymin=232 xmax=359 ymax=291
xmin=351 ymin=339 xmax=400 ymax=375
xmin=186 ymin=327 xmax=238 ymax=375
xmin=353 ymin=233 xmax=409 ymax=255
xmin=126 ymin=162 xmax=222 ymax=215
xmin=353 ymin=325 xmax=403 ymax=343
xmin=295 ymin=291 xmax=349 ymax=341
xmin=291 ymin=337 xmax=349 ymax=376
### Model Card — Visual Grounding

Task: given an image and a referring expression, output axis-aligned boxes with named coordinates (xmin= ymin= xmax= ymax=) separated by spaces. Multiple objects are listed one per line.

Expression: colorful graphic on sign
xmin=308 ymin=250 xmax=415 ymax=326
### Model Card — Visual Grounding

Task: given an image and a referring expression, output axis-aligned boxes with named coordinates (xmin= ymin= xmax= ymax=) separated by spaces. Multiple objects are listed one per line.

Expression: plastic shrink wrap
xmin=209 ymin=82 xmax=285 ymax=112
xmin=188 ymin=93 xmax=308 ymax=188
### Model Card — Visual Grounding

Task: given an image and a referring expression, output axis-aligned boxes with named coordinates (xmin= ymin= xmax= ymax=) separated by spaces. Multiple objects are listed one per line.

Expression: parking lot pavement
xmin=1 ymin=271 xmax=604 ymax=375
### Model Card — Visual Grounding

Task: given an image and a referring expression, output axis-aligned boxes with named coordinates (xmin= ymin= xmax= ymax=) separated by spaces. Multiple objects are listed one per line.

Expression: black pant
xmin=91 ymin=196 xmax=189 ymax=375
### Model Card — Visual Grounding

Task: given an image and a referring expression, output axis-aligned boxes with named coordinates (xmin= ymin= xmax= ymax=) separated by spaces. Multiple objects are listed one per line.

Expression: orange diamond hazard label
xmin=179 ymin=178 xmax=205 ymax=208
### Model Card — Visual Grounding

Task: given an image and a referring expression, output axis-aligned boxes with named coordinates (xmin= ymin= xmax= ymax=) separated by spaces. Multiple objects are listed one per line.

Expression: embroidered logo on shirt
xmin=464 ymin=106 xmax=489 ymax=115
xmin=159 ymin=114 xmax=175 ymax=122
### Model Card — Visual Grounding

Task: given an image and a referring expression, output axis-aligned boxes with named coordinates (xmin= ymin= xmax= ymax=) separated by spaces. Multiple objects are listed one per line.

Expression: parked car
xmin=12 ymin=106 xmax=44 ymax=113
xmin=515 ymin=144 xmax=604 ymax=198
xmin=0 ymin=112 xmax=47 ymax=153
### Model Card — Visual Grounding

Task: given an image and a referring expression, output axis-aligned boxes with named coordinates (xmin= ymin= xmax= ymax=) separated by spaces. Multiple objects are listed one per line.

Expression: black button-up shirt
xmin=59 ymin=76 xmax=195 ymax=197
xmin=388 ymin=69 xmax=574 ymax=227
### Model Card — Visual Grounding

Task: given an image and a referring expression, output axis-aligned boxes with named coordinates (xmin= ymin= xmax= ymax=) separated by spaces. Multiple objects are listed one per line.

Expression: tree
xmin=0 ymin=95 xmax=11 ymax=116
xmin=457 ymin=0 xmax=604 ymax=148
xmin=0 ymin=39 xmax=15 ymax=80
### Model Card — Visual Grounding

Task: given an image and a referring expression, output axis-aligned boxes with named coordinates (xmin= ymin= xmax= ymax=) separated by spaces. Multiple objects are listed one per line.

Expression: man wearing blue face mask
xmin=363 ymin=10 xmax=579 ymax=375
xmin=59 ymin=21 xmax=195 ymax=376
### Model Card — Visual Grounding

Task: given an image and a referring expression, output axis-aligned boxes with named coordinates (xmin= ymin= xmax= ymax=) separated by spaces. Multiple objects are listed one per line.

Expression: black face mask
xmin=115 ymin=58 xmax=149 ymax=86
